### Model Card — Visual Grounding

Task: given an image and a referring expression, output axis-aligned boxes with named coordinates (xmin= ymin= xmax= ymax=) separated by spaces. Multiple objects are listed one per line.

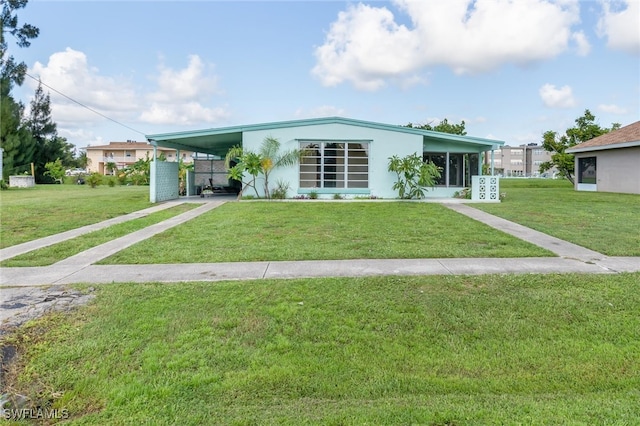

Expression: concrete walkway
xmin=0 ymin=200 xmax=187 ymax=262
xmin=2 ymin=198 xmax=639 ymax=332
xmin=1 ymin=199 xmax=638 ymax=289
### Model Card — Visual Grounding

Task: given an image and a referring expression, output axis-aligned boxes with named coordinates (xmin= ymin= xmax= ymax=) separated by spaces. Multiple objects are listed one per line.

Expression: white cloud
xmin=539 ymin=84 xmax=577 ymax=108
xmin=29 ymin=48 xmax=139 ymax=125
xmin=571 ymin=31 xmax=591 ymax=56
xmin=28 ymin=49 xmax=231 ymax=142
xmin=598 ymin=103 xmax=628 ymax=114
xmin=147 ymin=55 xmax=221 ymax=103
xmin=313 ymin=0 xmax=584 ymax=90
xmin=598 ymin=0 xmax=640 ymax=55
xmin=141 ymin=55 xmax=230 ymax=125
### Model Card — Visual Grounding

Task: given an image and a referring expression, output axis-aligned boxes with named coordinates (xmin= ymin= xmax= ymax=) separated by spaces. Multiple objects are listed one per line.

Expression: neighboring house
xmin=487 ymin=144 xmax=555 ymax=177
xmin=82 ymin=141 xmax=194 ymax=175
xmin=566 ymin=120 xmax=640 ymax=194
xmin=146 ymin=117 xmax=504 ymax=202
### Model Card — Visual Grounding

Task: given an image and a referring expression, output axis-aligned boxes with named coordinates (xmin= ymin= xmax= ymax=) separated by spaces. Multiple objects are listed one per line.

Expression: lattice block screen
xmin=150 ymin=161 xmax=179 ymax=202
xmin=194 ymin=159 xmax=228 ymax=187
xmin=471 ymin=175 xmax=500 ymax=202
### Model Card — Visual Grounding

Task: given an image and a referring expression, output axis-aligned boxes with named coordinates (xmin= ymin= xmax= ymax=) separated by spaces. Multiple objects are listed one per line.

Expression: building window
xmin=423 ymin=153 xmax=446 ymax=185
xmin=533 ymin=149 xmax=544 ymax=155
xmin=299 ymin=141 xmax=369 ymax=189
xmin=511 ymin=149 xmax=523 ymax=156
xmin=448 ymin=153 xmax=464 ymax=186
xmin=578 ymin=157 xmax=597 ymax=184
xmin=510 ymin=159 xmax=523 ymax=165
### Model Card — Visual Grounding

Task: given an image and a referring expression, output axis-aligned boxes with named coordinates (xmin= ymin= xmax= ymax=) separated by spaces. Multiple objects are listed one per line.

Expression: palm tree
xmin=258 ymin=137 xmax=303 ymax=199
xmin=76 ymin=150 xmax=91 ymax=171
xmin=225 ymin=136 xmax=303 ymax=199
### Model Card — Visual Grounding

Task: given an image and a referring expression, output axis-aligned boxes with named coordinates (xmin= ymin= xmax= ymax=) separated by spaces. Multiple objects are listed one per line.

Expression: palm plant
xmin=225 ymin=137 xmax=303 ymax=199
xmin=258 ymin=137 xmax=303 ymax=199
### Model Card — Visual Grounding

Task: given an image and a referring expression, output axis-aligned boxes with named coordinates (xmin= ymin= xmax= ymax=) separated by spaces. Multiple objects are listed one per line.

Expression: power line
xmin=24 ymin=72 xmax=147 ymax=137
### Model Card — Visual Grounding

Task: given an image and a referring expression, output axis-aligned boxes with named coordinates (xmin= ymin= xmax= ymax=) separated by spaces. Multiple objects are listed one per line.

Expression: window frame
xmin=298 ymin=140 xmax=370 ymax=192
xmin=577 ymin=156 xmax=597 ymax=184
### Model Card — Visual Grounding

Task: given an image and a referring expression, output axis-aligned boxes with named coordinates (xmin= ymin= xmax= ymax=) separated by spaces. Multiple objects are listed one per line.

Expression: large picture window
xmin=578 ymin=157 xmax=597 ymax=184
xmin=299 ymin=141 xmax=369 ymax=189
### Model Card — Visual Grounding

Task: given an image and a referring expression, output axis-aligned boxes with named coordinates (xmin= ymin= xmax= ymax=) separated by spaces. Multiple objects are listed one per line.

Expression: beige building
xmin=83 ymin=141 xmax=194 ymax=175
xmin=488 ymin=144 xmax=555 ymax=177
xmin=566 ymin=120 xmax=640 ymax=194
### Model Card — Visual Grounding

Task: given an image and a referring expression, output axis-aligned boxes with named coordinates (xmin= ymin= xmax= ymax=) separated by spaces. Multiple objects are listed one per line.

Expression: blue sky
xmin=10 ymin=0 xmax=640 ymax=150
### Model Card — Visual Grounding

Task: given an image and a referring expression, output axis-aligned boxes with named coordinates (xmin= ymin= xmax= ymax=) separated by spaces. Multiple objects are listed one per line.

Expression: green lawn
xmin=0 ymin=185 xmax=151 ymax=248
xmin=6 ymin=273 xmax=639 ymax=424
xmin=472 ymin=179 xmax=640 ymax=256
xmin=0 ymin=203 xmax=198 ymax=267
xmin=100 ymin=202 xmax=553 ymax=264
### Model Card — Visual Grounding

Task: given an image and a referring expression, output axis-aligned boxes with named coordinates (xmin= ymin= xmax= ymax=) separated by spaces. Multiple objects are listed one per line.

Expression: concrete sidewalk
xmin=1 ymin=256 xmax=639 ymax=288
xmin=1 ymin=200 xmax=639 ymax=289
xmin=2 ymin=199 xmax=640 ymax=332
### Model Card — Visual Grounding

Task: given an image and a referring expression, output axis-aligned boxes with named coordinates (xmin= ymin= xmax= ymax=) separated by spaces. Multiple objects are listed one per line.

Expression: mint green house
xmin=146 ymin=117 xmax=504 ymax=202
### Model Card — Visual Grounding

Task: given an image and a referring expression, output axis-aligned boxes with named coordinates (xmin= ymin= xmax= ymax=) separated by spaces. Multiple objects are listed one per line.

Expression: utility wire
xmin=25 ymin=72 xmax=147 ymax=137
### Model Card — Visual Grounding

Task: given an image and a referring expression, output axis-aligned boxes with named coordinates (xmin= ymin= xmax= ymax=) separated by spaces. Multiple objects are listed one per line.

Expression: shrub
xmin=388 ymin=153 xmax=441 ymax=199
xmin=271 ymin=179 xmax=290 ymax=199
xmin=309 ymin=190 xmax=318 ymax=200
xmin=85 ymin=172 xmax=103 ymax=188
xmin=453 ymin=188 xmax=472 ymax=199
xmin=333 ymin=193 xmax=343 ymax=200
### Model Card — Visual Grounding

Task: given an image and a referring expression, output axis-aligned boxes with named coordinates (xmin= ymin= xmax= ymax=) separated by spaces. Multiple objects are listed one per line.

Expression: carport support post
xmin=150 ymin=145 xmax=158 ymax=203
xmin=490 ymin=149 xmax=495 ymax=175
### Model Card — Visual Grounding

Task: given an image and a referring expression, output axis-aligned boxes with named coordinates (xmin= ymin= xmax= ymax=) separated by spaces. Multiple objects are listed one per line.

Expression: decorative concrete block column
xmin=150 ymin=161 xmax=179 ymax=203
xmin=471 ymin=175 xmax=500 ymax=202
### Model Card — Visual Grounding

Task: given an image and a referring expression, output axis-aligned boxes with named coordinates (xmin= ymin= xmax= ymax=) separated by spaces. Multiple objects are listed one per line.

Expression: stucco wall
xmin=574 ymin=147 xmax=640 ymax=194
xmin=242 ymin=122 xmax=421 ymax=199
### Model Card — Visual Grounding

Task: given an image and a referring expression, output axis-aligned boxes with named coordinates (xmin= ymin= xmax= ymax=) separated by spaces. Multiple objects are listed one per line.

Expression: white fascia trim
xmin=567 ymin=140 xmax=640 ymax=153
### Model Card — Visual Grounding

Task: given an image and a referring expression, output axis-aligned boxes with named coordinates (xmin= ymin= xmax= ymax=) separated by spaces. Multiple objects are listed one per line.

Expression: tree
xmin=256 ymin=136 xmax=303 ymax=199
xmin=1 ymin=0 xmax=39 ymax=93
xmin=225 ymin=137 xmax=303 ymax=199
xmin=405 ymin=118 xmax=467 ymax=135
xmin=1 ymin=0 xmax=39 ymax=181
xmin=388 ymin=153 xmax=441 ymax=199
xmin=225 ymin=147 xmax=266 ymax=198
xmin=75 ymin=150 xmax=91 ymax=170
xmin=540 ymin=110 xmax=620 ymax=184
xmin=1 ymin=90 xmax=33 ymax=179
xmin=27 ymin=81 xmax=59 ymax=182
xmin=43 ymin=157 xmax=64 ymax=183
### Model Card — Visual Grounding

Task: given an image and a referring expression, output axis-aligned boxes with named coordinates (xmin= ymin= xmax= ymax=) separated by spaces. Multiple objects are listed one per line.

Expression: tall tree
xmin=1 ymin=0 xmax=39 ymax=93
xmin=27 ymin=81 xmax=60 ymax=182
xmin=23 ymin=81 xmax=74 ymax=182
xmin=0 ymin=91 xmax=33 ymax=179
xmin=405 ymin=118 xmax=467 ymax=135
xmin=1 ymin=0 xmax=39 ymax=180
xmin=540 ymin=110 xmax=620 ymax=184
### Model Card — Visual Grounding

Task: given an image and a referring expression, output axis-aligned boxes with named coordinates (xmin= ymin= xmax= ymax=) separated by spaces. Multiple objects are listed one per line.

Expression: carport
xmin=146 ymin=126 xmax=245 ymax=202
